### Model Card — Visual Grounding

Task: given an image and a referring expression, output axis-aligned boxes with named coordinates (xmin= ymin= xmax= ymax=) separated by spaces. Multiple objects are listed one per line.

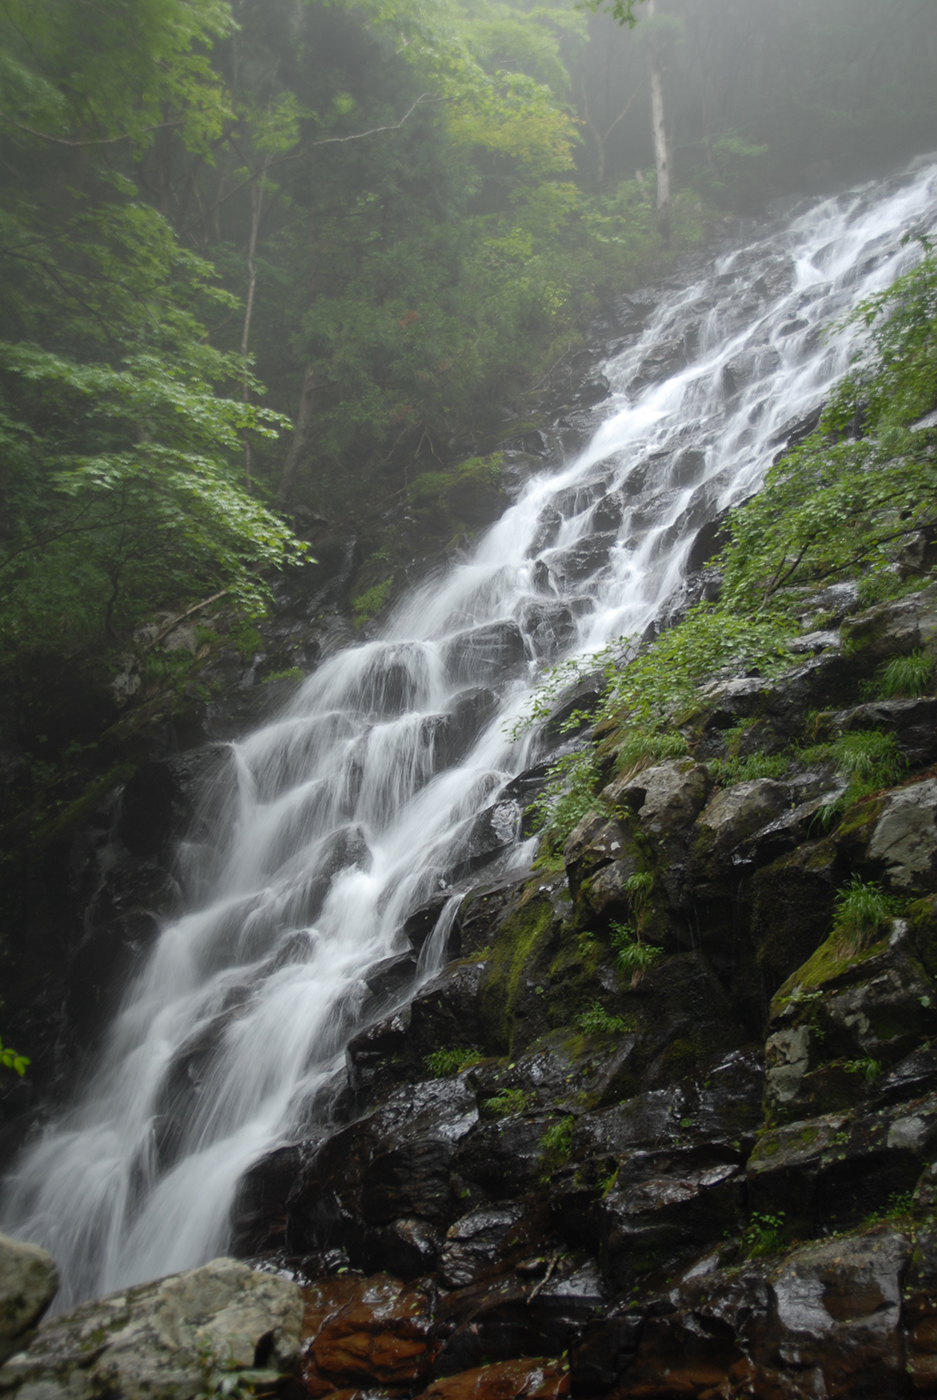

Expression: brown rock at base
xmin=420 ymin=1357 xmax=570 ymax=1400
xmin=302 ymin=1274 xmax=438 ymax=1388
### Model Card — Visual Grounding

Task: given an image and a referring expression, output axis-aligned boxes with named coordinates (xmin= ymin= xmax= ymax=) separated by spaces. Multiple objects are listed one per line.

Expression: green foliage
xmin=802 ymin=729 xmax=907 ymax=814
xmin=691 ymin=133 xmax=770 ymax=211
xmin=423 ymin=1046 xmax=482 ymax=1077
xmin=525 ymin=610 xmax=794 ymax=746
xmin=578 ymin=1001 xmax=629 ymax=1035
xmin=0 ymin=0 xmax=231 ymax=152
xmin=741 ymin=1210 xmax=786 ymax=1258
xmin=352 ymin=580 xmax=394 ymax=629
xmin=831 ymin=731 xmax=906 ymax=788
xmin=720 ymin=238 xmax=937 ymax=615
xmin=707 ymin=751 xmax=789 ymax=786
xmin=228 ymin=623 xmax=263 ymax=657
xmin=614 ymin=730 xmax=690 ymax=773
xmin=621 ymin=870 xmax=654 ymax=935
xmin=0 ymin=1038 xmax=29 ymax=1077
xmin=599 ymin=1164 xmax=619 ymax=1196
xmin=540 ymin=1115 xmax=575 ymax=1166
xmin=862 ymin=1190 xmax=916 ymax=1227
xmin=871 ymin=651 xmax=936 ymax=700
xmin=262 ymin=667 xmax=305 ymax=685
xmin=481 ymin=1086 xmax=533 ymax=1117
xmin=843 ymin=1056 xmax=882 ymax=1082
xmin=0 ymin=4 xmax=309 ymax=692
xmin=578 ymin=0 xmax=645 ymax=31
xmin=832 ymin=877 xmax=901 ymax=954
xmin=526 ymin=749 xmax=603 ymax=846
xmin=609 ymin=922 xmax=664 ymax=986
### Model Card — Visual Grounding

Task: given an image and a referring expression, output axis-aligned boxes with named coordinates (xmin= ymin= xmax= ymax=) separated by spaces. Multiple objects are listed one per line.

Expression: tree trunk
xmin=277 ymin=365 xmax=317 ymax=502
xmin=240 ymin=160 xmax=268 ymax=489
xmin=647 ymin=0 xmax=671 ymax=246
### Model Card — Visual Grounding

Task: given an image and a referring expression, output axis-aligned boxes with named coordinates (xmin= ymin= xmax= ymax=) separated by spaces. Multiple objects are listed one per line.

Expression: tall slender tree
xmin=645 ymin=0 xmax=671 ymax=243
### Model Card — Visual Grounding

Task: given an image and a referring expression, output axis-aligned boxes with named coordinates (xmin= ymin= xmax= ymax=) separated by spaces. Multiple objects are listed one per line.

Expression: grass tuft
xmin=832 ymin=876 xmax=900 ymax=954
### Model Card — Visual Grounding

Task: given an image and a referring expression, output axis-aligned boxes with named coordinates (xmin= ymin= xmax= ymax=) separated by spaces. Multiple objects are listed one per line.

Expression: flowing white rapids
xmin=5 ymin=159 xmax=937 ymax=1309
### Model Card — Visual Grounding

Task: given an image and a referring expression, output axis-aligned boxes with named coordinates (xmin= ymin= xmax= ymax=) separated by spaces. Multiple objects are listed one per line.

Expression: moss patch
xmin=480 ymin=887 xmax=558 ymax=1053
xmin=771 ymin=930 xmax=891 ymax=1018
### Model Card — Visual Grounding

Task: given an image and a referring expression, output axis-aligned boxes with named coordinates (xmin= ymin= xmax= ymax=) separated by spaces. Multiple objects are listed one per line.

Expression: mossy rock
xmin=407 ymin=455 xmax=507 ymax=540
xmin=479 ymin=883 xmax=562 ymax=1055
xmin=29 ymin=763 xmax=136 ymax=858
xmin=751 ymin=837 xmax=844 ymax=997
xmin=908 ymin=895 xmax=937 ymax=979
xmin=770 ymin=932 xmax=893 ymax=1019
xmin=478 ymin=877 xmax=627 ymax=1058
xmin=839 ymin=582 xmax=937 ymax=663
xmin=834 ymin=793 xmax=889 ymax=861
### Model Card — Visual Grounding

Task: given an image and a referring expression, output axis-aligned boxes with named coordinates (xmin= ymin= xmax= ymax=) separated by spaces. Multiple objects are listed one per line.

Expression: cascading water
xmin=5 ymin=159 xmax=937 ymax=1310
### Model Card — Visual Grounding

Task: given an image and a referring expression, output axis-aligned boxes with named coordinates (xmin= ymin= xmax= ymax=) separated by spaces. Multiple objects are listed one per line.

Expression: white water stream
xmin=5 ymin=159 xmax=937 ymax=1309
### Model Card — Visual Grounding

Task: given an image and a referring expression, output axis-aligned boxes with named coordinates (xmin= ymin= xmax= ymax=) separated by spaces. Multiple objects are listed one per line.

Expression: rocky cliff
xmin=5 ymin=578 xmax=937 ymax=1398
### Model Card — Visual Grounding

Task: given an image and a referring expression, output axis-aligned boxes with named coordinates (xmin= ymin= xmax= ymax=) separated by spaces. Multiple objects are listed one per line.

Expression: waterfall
xmin=4 ymin=158 xmax=937 ymax=1310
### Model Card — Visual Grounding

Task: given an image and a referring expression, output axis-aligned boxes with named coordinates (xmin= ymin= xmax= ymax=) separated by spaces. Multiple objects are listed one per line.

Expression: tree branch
xmin=179 ymin=95 xmax=435 ymax=237
xmin=145 ymin=589 xmax=231 ymax=649
xmin=5 ymin=117 xmax=185 ymax=148
xmin=306 ymin=93 xmax=434 ymax=146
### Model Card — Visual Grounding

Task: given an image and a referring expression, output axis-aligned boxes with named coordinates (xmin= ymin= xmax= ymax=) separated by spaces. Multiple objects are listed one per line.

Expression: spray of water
xmin=4 ymin=160 xmax=937 ymax=1309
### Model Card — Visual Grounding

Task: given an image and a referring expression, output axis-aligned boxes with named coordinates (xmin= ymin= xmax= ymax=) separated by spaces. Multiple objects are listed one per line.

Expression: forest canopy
xmin=1 ymin=0 xmax=936 ymax=736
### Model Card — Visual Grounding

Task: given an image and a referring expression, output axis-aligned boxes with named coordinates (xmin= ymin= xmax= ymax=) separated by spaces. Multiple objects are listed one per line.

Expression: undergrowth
xmin=741 ymin=1210 xmax=787 ymax=1258
xmin=578 ymin=1001 xmax=630 ymax=1035
xmin=868 ymin=650 xmax=936 ymax=699
xmin=610 ymin=921 xmax=664 ymax=986
xmin=482 ymin=1087 xmax=533 ymax=1117
xmin=424 ymin=1047 xmax=482 ymax=1077
xmin=801 ymin=729 xmax=908 ymax=819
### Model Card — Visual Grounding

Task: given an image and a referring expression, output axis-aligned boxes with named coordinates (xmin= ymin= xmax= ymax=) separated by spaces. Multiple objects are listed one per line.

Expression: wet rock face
xmin=613 ymin=1226 xmax=913 ymax=1400
xmin=17 ymin=504 xmax=937 ymax=1400
xmin=0 ymin=1257 xmax=302 ymax=1399
xmin=763 ymin=923 xmax=937 ymax=1124
xmin=422 ymin=1357 xmax=570 ymax=1400
xmin=867 ymin=781 xmax=937 ymax=894
xmin=0 ymin=1234 xmax=58 ymax=1364
xmin=220 ymin=579 xmax=937 ymax=1400
xmin=302 ymin=1273 xmax=439 ymax=1389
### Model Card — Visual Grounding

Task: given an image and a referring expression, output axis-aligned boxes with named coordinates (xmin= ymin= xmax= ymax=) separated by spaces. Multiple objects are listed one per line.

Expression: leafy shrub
xmin=610 ymin=922 xmax=664 ymax=986
xmin=843 ymin=1056 xmax=882 ymax=1081
xmin=578 ymin=1001 xmax=629 ymax=1035
xmin=862 ymin=1190 xmax=916 ymax=1227
xmin=481 ymin=1087 xmax=532 ymax=1117
xmin=352 ymin=579 xmax=393 ymax=629
xmin=540 ymin=1115 xmax=575 ymax=1164
xmin=526 ymin=749 xmax=603 ymax=846
xmin=424 ymin=1047 xmax=482 ymax=1077
xmin=0 ymin=1037 xmax=29 ymax=1076
xmin=741 ymin=1210 xmax=786 ymax=1258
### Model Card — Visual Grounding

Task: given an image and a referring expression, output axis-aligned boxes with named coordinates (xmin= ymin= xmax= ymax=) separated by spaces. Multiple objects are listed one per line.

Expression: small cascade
xmin=4 ymin=158 xmax=937 ymax=1309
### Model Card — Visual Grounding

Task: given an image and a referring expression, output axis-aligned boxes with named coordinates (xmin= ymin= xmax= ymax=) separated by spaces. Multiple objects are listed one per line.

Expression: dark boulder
xmin=443 ymin=623 xmax=527 ymax=687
